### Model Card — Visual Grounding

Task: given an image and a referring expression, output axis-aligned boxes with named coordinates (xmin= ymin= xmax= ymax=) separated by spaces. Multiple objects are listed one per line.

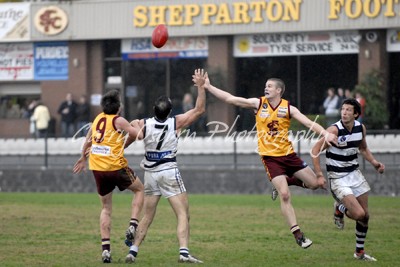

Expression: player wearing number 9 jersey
xmin=89 ymin=112 xmax=129 ymax=171
xmin=73 ymin=89 xmax=144 ymax=263
xmin=122 ymin=69 xmax=207 ymax=264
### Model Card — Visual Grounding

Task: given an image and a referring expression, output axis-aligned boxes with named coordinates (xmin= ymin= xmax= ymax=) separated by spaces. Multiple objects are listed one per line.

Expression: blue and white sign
xmin=34 ymin=42 xmax=68 ymax=80
xmin=122 ymin=36 xmax=208 ymax=60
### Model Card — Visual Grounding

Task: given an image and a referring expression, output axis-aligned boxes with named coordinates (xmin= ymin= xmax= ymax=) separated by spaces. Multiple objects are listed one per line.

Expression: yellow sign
xmin=329 ymin=0 xmax=399 ymax=19
xmin=133 ymin=0 xmax=400 ymax=28
xmin=133 ymin=0 xmax=302 ymax=27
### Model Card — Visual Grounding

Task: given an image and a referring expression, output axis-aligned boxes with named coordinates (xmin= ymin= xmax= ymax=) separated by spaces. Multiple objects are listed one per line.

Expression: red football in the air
xmin=152 ymin=24 xmax=169 ymax=48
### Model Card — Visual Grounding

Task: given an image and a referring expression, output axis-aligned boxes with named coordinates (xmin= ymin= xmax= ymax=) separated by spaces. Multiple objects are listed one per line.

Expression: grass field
xmin=0 ymin=193 xmax=398 ymax=267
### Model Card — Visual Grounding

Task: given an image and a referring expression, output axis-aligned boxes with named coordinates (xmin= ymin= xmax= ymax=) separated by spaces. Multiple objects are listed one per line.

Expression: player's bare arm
xmin=175 ymin=69 xmax=206 ymax=131
xmin=290 ymin=105 xmax=338 ymax=146
xmin=125 ymin=119 xmax=145 ymax=148
xmin=310 ymin=126 xmax=337 ymax=188
xmin=358 ymin=125 xmax=385 ymax=174
xmin=204 ymin=75 xmax=259 ymax=110
xmin=115 ymin=117 xmax=140 ymax=141
xmin=73 ymin=130 xmax=92 ymax=173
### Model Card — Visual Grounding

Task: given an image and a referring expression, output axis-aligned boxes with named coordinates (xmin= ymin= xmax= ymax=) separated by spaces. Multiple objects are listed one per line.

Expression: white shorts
xmin=329 ymin=169 xmax=370 ymax=201
xmin=144 ymin=168 xmax=186 ymax=198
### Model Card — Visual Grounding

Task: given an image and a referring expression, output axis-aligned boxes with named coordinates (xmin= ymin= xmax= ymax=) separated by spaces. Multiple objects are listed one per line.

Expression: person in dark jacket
xmin=76 ymin=95 xmax=91 ymax=137
xmin=58 ymin=93 xmax=77 ymax=137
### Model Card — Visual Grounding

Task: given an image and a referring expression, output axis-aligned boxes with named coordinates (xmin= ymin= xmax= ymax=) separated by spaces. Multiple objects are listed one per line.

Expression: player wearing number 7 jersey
xmin=73 ymin=89 xmax=144 ymax=263
xmin=123 ymin=69 xmax=207 ymax=264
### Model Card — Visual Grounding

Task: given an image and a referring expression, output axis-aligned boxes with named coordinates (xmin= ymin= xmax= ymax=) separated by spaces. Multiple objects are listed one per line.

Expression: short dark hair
xmin=268 ymin=78 xmax=285 ymax=96
xmin=154 ymin=96 xmax=172 ymax=121
xmin=342 ymin=98 xmax=361 ymax=119
xmin=101 ymin=90 xmax=121 ymax=114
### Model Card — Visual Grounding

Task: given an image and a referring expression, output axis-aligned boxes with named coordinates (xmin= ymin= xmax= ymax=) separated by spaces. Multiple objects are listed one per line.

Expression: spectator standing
xmin=25 ymin=99 xmax=38 ymax=136
xmin=31 ymin=100 xmax=51 ymax=138
xmin=182 ymin=93 xmax=194 ymax=113
xmin=181 ymin=92 xmax=194 ymax=132
xmin=22 ymin=99 xmax=37 ymax=119
xmin=323 ymin=87 xmax=339 ymax=126
xmin=58 ymin=93 xmax=77 ymax=137
xmin=344 ymin=88 xmax=353 ymax=99
xmin=336 ymin=88 xmax=345 ymax=109
xmin=76 ymin=95 xmax=91 ymax=137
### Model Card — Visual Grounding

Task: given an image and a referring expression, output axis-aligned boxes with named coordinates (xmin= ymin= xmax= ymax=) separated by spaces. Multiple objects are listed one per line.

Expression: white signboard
xmin=122 ymin=36 xmax=208 ymax=59
xmin=387 ymin=29 xmax=400 ymax=52
xmin=0 ymin=43 xmax=34 ymax=81
xmin=0 ymin=3 xmax=30 ymax=41
xmin=234 ymin=31 xmax=360 ymax=57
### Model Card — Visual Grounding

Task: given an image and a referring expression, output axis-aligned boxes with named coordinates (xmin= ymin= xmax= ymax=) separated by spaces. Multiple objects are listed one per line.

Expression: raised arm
xmin=358 ymin=125 xmax=385 ymax=173
xmin=204 ymin=74 xmax=259 ymax=110
xmin=290 ymin=105 xmax=337 ymax=146
xmin=175 ymin=69 xmax=207 ymax=131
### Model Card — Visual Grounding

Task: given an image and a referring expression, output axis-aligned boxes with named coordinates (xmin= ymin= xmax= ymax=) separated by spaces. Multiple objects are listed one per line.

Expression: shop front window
xmin=122 ymin=58 xmax=207 ymax=132
xmin=0 ymin=94 xmax=39 ymax=119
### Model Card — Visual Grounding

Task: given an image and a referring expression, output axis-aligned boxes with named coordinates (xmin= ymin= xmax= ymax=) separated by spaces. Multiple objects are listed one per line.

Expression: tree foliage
xmin=354 ymin=69 xmax=388 ymax=129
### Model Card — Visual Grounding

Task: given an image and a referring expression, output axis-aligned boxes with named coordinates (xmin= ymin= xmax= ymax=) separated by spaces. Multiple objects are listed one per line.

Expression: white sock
xmin=180 ymin=247 xmax=189 ymax=257
xmin=130 ymin=245 xmax=139 ymax=253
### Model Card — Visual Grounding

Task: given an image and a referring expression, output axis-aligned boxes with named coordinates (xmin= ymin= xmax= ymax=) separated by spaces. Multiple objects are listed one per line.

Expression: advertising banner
xmin=0 ymin=43 xmax=33 ymax=81
xmin=0 ymin=3 xmax=30 ymax=41
xmin=122 ymin=36 xmax=208 ymax=60
xmin=34 ymin=42 xmax=68 ymax=80
xmin=234 ymin=31 xmax=360 ymax=57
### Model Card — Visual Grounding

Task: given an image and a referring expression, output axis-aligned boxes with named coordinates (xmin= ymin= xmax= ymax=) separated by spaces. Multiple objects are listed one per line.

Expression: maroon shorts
xmin=260 ymin=153 xmax=307 ymax=181
xmin=92 ymin=167 xmax=137 ymax=196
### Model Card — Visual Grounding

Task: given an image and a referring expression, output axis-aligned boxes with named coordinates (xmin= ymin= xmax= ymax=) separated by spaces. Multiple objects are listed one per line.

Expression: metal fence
xmin=1 ymin=132 xmax=399 ymax=170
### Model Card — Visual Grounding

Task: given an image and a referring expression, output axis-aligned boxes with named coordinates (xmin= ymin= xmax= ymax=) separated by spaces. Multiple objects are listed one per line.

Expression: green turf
xmin=0 ymin=193 xmax=398 ymax=266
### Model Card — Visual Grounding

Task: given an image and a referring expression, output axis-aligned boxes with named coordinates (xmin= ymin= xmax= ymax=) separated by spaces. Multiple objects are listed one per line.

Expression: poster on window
xmin=121 ymin=36 xmax=208 ymax=60
xmin=0 ymin=43 xmax=33 ymax=81
xmin=34 ymin=42 xmax=69 ymax=80
xmin=234 ymin=31 xmax=360 ymax=57
xmin=0 ymin=3 xmax=30 ymax=41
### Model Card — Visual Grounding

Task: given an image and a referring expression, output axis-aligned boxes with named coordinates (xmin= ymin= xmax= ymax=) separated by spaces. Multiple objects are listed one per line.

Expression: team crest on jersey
xmin=262 ymin=103 xmax=268 ymax=109
xmin=277 ymin=107 xmax=288 ymax=118
xmin=338 ymin=136 xmax=347 ymax=147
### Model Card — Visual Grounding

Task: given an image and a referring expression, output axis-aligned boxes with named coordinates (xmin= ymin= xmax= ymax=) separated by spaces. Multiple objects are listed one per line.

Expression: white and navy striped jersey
xmin=326 ymin=120 xmax=363 ymax=178
xmin=140 ymin=117 xmax=178 ymax=172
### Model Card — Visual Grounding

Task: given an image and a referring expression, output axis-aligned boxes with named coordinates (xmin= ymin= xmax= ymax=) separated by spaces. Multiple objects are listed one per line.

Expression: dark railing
xmin=1 ymin=131 xmax=399 ymax=169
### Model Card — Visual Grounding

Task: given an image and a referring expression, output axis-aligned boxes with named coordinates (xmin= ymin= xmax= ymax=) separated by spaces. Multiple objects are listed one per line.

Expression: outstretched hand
xmin=192 ymin=68 xmax=207 ymax=87
xmin=73 ymin=157 xmax=87 ymax=174
xmin=324 ymin=132 xmax=338 ymax=146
